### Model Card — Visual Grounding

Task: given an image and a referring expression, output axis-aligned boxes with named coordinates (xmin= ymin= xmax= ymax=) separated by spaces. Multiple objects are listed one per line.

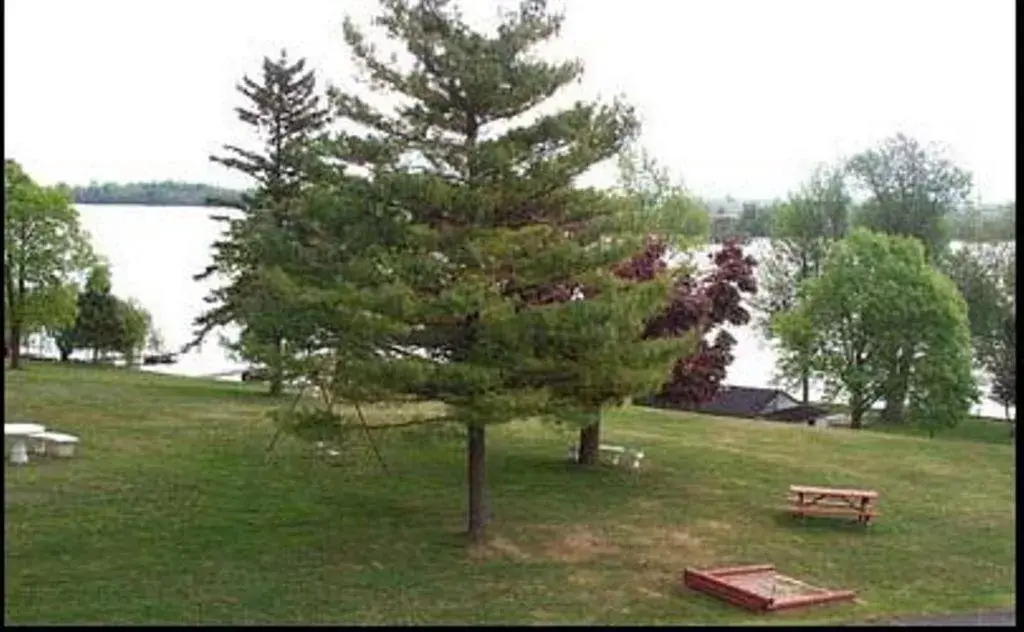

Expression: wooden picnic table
xmin=789 ymin=485 xmax=879 ymax=524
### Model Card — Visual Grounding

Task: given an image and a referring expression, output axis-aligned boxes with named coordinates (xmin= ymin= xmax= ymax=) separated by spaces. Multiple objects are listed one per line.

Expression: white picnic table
xmin=567 ymin=443 xmax=646 ymax=471
xmin=5 ymin=422 xmax=46 ymax=465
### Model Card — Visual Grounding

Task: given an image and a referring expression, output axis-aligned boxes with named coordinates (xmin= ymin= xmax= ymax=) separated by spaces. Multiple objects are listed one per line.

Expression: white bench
xmin=5 ymin=422 xmax=46 ymax=465
xmin=29 ymin=431 xmax=80 ymax=458
xmin=567 ymin=443 xmax=645 ymax=471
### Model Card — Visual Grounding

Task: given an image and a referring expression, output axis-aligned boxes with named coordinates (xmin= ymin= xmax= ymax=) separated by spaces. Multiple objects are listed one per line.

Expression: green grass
xmin=864 ymin=417 xmax=1015 ymax=446
xmin=4 ymin=363 xmax=1015 ymax=625
xmin=814 ymin=402 xmax=1014 ymax=446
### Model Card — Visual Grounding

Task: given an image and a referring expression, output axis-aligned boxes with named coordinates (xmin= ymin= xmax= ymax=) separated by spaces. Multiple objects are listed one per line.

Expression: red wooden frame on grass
xmin=682 ymin=564 xmax=856 ymax=613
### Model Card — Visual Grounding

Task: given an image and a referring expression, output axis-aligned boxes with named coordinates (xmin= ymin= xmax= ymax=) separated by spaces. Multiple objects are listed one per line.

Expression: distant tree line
xmin=66 ymin=179 xmax=1013 ymax=245
xmin=947 ymin=203 xmax=1016 ymax=243
xmin=68 ymin=180 xmax=247 ymax=207
xmin=707 ymin=198 xmax=1015 ymax=244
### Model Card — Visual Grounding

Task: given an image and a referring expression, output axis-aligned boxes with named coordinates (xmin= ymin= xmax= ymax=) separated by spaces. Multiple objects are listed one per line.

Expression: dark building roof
xmin=638 ymin=385 xmax=829 ymax=423
xmin=762 ymin=405 xmax=830 ymax=422
xmin=694 ymin=385 xmax=784 ymax=417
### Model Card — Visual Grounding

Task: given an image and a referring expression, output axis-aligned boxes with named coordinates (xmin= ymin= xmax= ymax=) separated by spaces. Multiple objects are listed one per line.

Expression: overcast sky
xmin=4 ymin=0 xmax=1016 ymax=202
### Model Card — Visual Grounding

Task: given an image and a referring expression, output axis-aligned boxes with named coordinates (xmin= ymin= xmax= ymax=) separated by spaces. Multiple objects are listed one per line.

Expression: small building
xmin=641 ymin=385 xmax=829 ymax=425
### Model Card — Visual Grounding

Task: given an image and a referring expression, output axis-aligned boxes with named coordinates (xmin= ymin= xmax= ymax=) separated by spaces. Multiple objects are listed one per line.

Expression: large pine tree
xmin=300 ymin=0 xmax=688 ymax=543
xmin=190 ymin=50 xmax=331 ymax=395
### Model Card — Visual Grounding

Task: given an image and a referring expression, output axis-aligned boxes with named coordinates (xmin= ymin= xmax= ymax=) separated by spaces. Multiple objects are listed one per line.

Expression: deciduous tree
xmin=147 ymin=328 xmax=166 ymax=355
xmin=650 ymin=240 xmax=758 ymax=406
xmin=755 ymin=164 xmax=850 ymax=402
xmin=115 ymin=298 xmax=152 ymax=366
xmin=4 ymin=160 xmax=94 ymax=369
xmin=846 ymin=134 xmax=974 ymax=423
xmin=942 ymin=244 xmax=1016 ymax=434
xmin=847 ymin=133 xmax=972 ymax=260
xmin=613 ymin=144 xmax=709 ymax=248
xmin=987 ymin=312 xmax=1016 ymax=435
xmin=772 ymin=228 xmax=978 ymax=433
xmin=72 ymin=263 xmax=122 ymax=362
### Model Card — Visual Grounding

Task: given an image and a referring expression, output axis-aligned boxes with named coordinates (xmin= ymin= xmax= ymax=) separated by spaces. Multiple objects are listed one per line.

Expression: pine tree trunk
xmin=800 ymin=372 xmax=810 ymax=404
xmin=577 ymin=410 xmax=602 ymax=466
xmin=467 ymin=424 xmax=487 ymax=544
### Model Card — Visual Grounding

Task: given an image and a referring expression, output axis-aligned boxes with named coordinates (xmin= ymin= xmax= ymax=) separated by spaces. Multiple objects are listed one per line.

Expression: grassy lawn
xmin=814 ymin=402 xmax=1014 ymax=446
xmin=864 ymin=417 xmax=1015 ymax=446
xmin=4 ymin=363 xmax=1015 ymax=625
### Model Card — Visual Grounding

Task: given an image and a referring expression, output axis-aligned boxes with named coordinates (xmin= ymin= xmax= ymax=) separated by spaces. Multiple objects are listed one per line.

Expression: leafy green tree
xmin=286 ymin=0 xmax=684 ymax=543
xmin=987 ymin=314 xmax=1015 ymax=435
xmin=4 ymin=159 xmax=94 ymax=369
xmin=755 ymin=164 xmax=850 ymax=402
xmin=115 ymin=298 xmax=152 ymax=366
xmin=72 ymin=263 xmax=122 ymax=362
xmin=54 ymin=324 xmax=76 ymax=363
xmin=614 ymin=144 xmax=709 ymax=247
xmin=32 ymin=283 xmax=80 ymax=359
xmin=56 ymin=266 xmax=155 ymax=367
xmin=772 ymin=228 xmax=977 ymax=434
xmin=846 ymin=133 xmax=973 ymax=423
xmin=147 ymin=328 xmax=166 ymax=355
xmin=942 ymin=244 xmax=1016 ymax=432
xmin=942 ymin=246 xmax=1011 ymax=355
xmin=847 ymin=133 xmax=972 ymax=259
xmin=190 ymin=49 xmax=331 ymax=396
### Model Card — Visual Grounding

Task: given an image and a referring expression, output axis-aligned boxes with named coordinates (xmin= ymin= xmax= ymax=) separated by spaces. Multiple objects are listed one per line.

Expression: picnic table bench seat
xmin=790 ymin=485 xmax=878 ymax=499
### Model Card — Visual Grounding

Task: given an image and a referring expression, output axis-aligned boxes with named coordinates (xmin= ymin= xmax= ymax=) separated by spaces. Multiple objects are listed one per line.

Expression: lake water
xmin=55 ymin=204 xmax=1011 ymax=420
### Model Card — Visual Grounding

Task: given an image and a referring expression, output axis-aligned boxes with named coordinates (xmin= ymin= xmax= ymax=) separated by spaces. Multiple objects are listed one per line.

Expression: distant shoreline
xmin=68 ymin=182 xmax=1013 ymax=244
xmin=68 ymin=181 xmax=247 ymax=207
